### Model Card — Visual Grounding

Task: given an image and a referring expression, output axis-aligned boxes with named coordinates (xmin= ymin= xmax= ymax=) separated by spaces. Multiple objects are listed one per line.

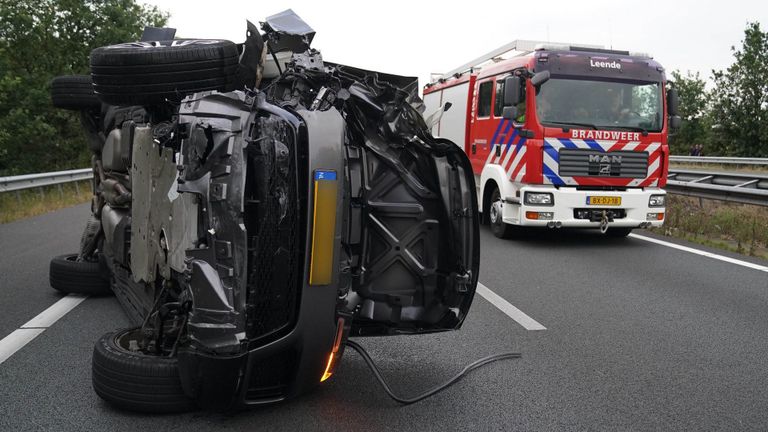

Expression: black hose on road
xmin=344 ymin=339 xmax=521 ymax=405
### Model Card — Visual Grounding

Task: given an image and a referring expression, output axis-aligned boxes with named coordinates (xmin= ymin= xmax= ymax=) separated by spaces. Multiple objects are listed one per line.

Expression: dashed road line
xmin=477 ymin=282 xmax=547 ymax=330
xmin=0 ymin=294 xmax=87 ymax=365
xmin=629 ymin=234 xmax=768 ymax=273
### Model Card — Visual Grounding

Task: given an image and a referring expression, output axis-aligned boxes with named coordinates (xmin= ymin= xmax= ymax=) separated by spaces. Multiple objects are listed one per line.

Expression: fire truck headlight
xmin=648 ymin=194 xmax=666 ymax=207
xmin=524 ymin=192 xmax=554 ymax=206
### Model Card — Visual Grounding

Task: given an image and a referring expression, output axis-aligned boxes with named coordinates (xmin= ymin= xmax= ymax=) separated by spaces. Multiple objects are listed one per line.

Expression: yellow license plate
xmin=586 ymin=196 xmax=621 ymax=206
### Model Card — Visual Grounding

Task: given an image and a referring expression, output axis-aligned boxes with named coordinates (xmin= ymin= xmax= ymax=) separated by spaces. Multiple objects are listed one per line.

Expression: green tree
xmin=0 ymin=0 xmax=168 ymax=175
xmin=668 ymin=70 xmax=710 ymax=155
xmin=709 ymin=21 xmax=768 ymax=157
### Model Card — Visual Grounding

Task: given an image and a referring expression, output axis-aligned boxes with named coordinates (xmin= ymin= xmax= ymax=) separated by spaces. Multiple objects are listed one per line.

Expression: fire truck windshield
xmin=535 ymin=78 xmax=663 ymax=132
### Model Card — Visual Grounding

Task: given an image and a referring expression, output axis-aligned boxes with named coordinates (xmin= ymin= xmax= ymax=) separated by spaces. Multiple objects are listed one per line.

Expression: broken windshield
xmin=535 ymin=78 xmax=663 ymax=132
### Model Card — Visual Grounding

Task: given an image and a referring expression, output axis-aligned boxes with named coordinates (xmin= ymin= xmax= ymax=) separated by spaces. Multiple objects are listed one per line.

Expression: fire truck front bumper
xmin=506 ymin=186 xmax=666 ymax=229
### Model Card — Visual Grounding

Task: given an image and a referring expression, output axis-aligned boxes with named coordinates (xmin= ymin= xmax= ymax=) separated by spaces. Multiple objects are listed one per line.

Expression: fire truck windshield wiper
xmin=544 ymin=121 xmax=599 ymax=130
xmin=609 ymin=125 xmax=650 ymax=136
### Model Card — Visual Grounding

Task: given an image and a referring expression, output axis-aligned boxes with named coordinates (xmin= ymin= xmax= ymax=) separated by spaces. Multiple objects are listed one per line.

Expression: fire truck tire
xmin=605 ymin=227 xmax=633 ymax=237
xmin=49 ymin=253 xmax=111 ymax=295
xmin=50 ymin=75 xmax=101 ymax=111
xmin=90 ymin=39 xmax=239 ymax=106
xmin=489 ymin=188 xmax=516 ymax=239
xmin=92 ymin=328 xmax=196 ymax=413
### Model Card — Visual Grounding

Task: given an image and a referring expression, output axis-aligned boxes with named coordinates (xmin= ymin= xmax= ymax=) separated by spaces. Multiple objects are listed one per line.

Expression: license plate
xmin=586 ymin=196 xmax=621 ymax=206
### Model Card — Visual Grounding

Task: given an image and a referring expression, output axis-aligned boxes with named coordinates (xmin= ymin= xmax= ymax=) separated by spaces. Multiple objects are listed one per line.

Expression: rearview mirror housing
xmin=502 ymin=106 xmax=518 ymax=120
xmin=530 ymin=70 xmax=551 ymax=87
xmin=667 ymin=88 xmax=680 ymax=116
xmin=503 ymin=76 xmax=523 ymax=106
xmin=669 ymin=115 xmax=682 ymax=132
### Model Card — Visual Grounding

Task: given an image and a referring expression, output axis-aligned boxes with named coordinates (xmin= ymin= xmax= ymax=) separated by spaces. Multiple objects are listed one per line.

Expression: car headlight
xmin=649 ymin=194 xmax=666 ymax=207
xmin=524 ymin=192 xmax=554 ymax=206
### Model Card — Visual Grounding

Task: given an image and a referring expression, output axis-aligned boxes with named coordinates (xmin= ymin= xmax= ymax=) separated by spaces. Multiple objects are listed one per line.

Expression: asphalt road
xmin=1 ymin=203 xmax=767 ymax=431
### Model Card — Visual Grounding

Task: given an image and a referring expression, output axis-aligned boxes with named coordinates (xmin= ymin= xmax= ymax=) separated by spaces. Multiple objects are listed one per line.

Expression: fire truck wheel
xmin=489 ymin=188 xmax=516 ymax=239
xmin=605 ymin=227 xmax=633 ymax=237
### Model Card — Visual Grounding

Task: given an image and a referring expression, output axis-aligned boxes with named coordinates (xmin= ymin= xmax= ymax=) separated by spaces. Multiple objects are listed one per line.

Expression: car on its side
xmin=48 ymin=10 xmax=479 ymax=412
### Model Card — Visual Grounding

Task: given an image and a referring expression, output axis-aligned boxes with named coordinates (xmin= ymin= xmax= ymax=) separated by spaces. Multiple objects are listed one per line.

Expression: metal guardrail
xmin=666 ymin=169 xmax=768 ymax=207
xmin=0 ymin=168 xmax=93 ymax=193
xmin=1 ymin=165 xmax=766 ymax=207
xmin=669 ymin=156 xmax=768 ymax=166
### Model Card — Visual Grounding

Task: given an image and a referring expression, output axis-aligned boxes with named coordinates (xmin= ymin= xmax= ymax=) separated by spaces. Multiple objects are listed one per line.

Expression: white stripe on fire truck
xmin=500 ymin=136 xmax=520 ymax=171
xmin=506 ymin=146 xmax=526 ymax=179
xmin=514 ymin=167 xmax=526 ymax=182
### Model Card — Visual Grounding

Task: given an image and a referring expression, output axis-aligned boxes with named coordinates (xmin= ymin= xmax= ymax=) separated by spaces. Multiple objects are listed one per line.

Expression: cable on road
xmin=344 ymin=339 xmax=521 ymax=405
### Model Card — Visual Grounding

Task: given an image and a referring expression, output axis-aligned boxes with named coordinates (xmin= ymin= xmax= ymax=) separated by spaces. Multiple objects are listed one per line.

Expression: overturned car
xmin=48 ymin=10 xmax=479 ymax=412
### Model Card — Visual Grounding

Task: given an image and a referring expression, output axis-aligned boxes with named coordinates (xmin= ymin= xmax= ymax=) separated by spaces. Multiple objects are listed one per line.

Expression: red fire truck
xmin=423 ymin=40 xmax=681 ymax=238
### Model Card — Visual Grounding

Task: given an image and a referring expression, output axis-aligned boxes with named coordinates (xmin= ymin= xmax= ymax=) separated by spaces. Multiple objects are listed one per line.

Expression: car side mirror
xmin=502 ymin=106 xmax=518 ymax=120
xmin=667 ymin=88 xmax=679 ymax=116
xmin=504 ymin=76 xmax=523 ymax=106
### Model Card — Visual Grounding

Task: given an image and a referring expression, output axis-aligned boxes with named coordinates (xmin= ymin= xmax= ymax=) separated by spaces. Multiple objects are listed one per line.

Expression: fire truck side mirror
xmin=503 ymin=76 xmax=524 ymax=107
xmin=669 ymin=115 xmax=682 ymax=132
xmin=502 ymin=106 xmax=519 ymax=120
xmin=667 ymin=88 xmax=680 ymax=116
xmin=530 ymin=70 xmax=551 ymax=87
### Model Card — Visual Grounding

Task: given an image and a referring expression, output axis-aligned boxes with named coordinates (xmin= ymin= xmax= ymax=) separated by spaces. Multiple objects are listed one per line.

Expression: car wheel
xmin=92 ymin=328 xmax=196 ymax=413
xmin=489 ymin=188 xmax=515 ymax=239
xmin=49 ymin=253 xmax=111 ymax=295
xmin=605 ymin=227 xmax=632 ymax=237
xmin=90 ymin=39 xmax=239 ymax=106
xmin=49 ymin=75 xmax=101 ymax=111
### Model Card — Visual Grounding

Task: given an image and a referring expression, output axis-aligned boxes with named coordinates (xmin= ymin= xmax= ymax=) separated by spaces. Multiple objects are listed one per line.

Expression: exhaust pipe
xmin=555 ymin=222 xmax=563 ymax=228
xmin=547 ymin=222 xmax=555 ymax=228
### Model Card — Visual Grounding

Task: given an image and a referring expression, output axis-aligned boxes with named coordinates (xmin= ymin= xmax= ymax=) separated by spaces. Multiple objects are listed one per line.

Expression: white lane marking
xmin=22 ymin=294 xmax=88 ymax=328
xmin=477 ymin=283 xmax=547 ymax=330
xmin=629 ymin=234 xmax=768 ymax=273
xmin=0 ymin=294 xmax=88 ymax=365
xmin=0 ymin=329 xmax=45 ymax=365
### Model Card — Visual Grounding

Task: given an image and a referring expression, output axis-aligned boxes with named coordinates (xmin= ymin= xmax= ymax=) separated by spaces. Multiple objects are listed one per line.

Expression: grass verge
xmin=649 ymin=194 xmax=768 ymax=261
xmin=0 ymin=181 xmax=92 ymax=224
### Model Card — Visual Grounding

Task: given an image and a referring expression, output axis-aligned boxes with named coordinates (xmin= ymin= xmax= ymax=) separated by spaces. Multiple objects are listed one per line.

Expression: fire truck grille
xmin=558 ymin=149 xmax=648 ymax=178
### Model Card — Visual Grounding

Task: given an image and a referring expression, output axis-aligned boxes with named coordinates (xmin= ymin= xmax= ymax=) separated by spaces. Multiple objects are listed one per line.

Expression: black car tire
xmin=605 ymin=227 xmax=633 ymax=238
xmin=50 ymin=75 xmax=101 ymax=111
xmin=49 ymin=253 xmax=111 ymax=295
xmin=90 ymin=39 xmax=239 ymax=106
xmin=489 ymin=188 xmax=516 ymax=239
xmin=92 ymin=328 xmax=196 ymax=413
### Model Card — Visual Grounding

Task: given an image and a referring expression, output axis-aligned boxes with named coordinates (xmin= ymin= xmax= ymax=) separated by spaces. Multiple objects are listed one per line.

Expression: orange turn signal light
xmin=320 ymin=353 xmax=335 ymax=382
xmin=320 ymin=318 xmax=346 ymax=382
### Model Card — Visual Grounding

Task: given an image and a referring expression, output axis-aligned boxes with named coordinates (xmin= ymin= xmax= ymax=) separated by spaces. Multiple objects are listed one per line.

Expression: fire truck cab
xmin=423 ymin=40 xmax=680 ymax=238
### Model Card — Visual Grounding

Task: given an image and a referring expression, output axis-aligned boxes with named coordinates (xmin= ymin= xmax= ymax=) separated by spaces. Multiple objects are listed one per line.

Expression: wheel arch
xmin=479 ymin=164 xmax=514 ymax=223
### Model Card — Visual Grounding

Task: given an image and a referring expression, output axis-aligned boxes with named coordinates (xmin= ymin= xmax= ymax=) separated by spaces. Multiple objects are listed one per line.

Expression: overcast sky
xmin=149 ymin=0 xmax=767 ymax=91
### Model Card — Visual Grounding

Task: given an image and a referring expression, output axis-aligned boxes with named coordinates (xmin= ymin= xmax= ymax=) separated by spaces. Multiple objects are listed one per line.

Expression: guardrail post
xmin=74 ymin=181 xmax=80 ymax=196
